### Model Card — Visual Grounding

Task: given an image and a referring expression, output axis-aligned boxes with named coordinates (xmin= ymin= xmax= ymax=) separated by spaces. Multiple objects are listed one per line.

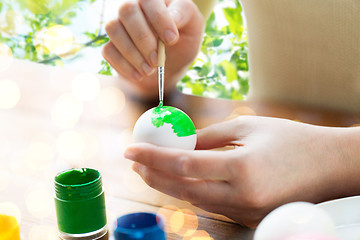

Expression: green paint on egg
xmin=151 ymin=106 xmax=196 ymax=137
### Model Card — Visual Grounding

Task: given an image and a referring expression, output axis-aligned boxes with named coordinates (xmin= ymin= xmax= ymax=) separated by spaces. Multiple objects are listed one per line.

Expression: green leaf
xmin=239 ymin=76 xmax=250 ymax=94
xmin=98 ymin=60 xmax=113 ymax=76
xmin=223 ymin=1 xmax=243 ymax=38
xmin=26 ymin=0 xmax=51 ymax=14
xmin=205 ymin=12 xmax=216 ymax=33
xmin=186 ymin=82 xmax=205 ymax=96
xmin=52 ymin=0 xmax=80 ymax=16
xmin=231 ymin=88 xmax=244 ymax=100
xmin=65 ymin=11 xmax=77 ymax=18
xmin=60 ymin=17 xmax=71 ymax=25
xmin=219 ymin=60 xmax=238 ymax=82
xmin=230 ymin=50 xmax=248 ymax=71
xmin=181 ymin=75 xmax=191 ymax=83
xmin=210 ymin=82 xmax=226 ymax=96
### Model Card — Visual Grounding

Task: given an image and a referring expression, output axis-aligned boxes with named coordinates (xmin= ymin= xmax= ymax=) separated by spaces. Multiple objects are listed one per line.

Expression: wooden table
xmin=1 ymin=57 xmax=359 ymax=240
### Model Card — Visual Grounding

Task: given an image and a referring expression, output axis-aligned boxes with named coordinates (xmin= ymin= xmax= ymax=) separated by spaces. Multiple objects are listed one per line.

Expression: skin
xmin=104 ymin=0 xmax=360 ymax=227
xmin=102 ymin=0 xmax=205 ymax=99
xmin=124 ymin=116 xmax=360 ymax=228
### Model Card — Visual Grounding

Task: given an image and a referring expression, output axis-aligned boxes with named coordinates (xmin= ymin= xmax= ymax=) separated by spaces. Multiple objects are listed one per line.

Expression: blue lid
xmin=114 ymin=212 xmax=166 ymax=240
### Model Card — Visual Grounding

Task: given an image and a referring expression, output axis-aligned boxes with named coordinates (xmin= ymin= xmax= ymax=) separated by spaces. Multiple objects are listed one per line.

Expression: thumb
xmin=195 ymin=118 xmax=244 ymax=150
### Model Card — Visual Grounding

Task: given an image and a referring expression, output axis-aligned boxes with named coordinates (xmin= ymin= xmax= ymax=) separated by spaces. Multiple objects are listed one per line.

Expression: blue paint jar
xmin=114 ymin=212 xmax=166 ymax=240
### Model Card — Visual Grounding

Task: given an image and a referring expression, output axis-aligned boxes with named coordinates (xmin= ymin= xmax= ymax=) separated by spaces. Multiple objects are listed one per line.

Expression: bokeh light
xmin=183 ymin=230 xmax=214 ymax=240
xmin=0 ymin=43 xmax=12 ymax=57
xmin=56 ymin=130 xmax=85 ymax=163
xmin=157 ymin=205 xmax=180 ymax=234
xmin=171 ymin=210 xmax=185 ymax=233
xmin=0 ymin=79 xmax=21 ymax=109
xmin=25 ymin=187 xmax=53 ymax=219
xmin=227 ymin=106 xmax=256 ymax=120
xmin=42 ymin=25 xmax=74 ymax=56
xmin=82 ymin=132 xmax=99 ymax=161
xmin=157 ymin=206 xmax=199 ymax=236
xmin=72 ymin=72 xmax=100 ymax=101
xmin=96 ymin=87 xmax=125 ymax=116
xmin=170 ymin=209 xmax=198 ymax=237
xmin=28 ymin=225 xmax=58 ymax=240
xmin=0 ymin=202 xmax=21 ymax=224
xmin=51 ymin=93 xmax=83 ymax=128
xmin=25 ymin=141 xmax=54 ymax=171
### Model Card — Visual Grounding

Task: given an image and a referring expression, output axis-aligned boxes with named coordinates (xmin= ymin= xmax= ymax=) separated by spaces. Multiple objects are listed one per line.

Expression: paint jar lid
xmin=55 ymin=168 xmax=102 ymax=201
xmin=114 ymin=212 xmax=166 ymax=240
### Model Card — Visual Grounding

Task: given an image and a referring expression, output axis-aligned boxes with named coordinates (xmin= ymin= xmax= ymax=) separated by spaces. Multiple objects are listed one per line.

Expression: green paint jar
xmin=54 ymin=168 xmax=107 ymax=240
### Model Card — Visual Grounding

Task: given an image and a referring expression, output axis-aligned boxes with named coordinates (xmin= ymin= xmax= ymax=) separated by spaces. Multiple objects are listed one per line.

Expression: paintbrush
xmin=158 ymin=40 xmax=165 ymax=107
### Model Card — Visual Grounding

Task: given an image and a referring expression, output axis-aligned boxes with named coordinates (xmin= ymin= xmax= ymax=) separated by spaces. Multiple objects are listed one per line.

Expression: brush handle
xmin=158 ymin=40 xmax=165 ymax=104
xmin=158 ymin=40 xmax=165 ymax=67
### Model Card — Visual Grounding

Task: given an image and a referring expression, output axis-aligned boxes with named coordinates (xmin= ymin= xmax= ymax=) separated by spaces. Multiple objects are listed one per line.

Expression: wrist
xmin=320 ymin=126 xmax=360 ymax=201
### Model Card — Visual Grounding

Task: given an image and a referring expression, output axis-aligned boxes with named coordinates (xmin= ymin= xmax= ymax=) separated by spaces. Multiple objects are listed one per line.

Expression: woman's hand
xmin=124 ymin=116 xmax=358 ymax=227
xmin=103 ymin=0 xmax=205 ymax=99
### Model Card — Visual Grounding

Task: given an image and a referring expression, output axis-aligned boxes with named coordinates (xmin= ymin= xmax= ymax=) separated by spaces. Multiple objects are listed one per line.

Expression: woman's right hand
xmin=103 ymin=0 xmax=205 ymax=98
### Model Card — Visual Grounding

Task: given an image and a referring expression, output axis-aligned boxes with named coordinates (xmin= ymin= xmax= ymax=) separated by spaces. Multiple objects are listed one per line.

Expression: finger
xmin=140 ymin=0 xmax=179 ymax=45
xmin=102 ymin=42 xmax=142 ymax=81
xmin=196 ymin=117 xmax=247 ymax=150
xmin=124 ymin=143 xmax=236 ymax=180
xmin=132 ymin=163 xmax=232 ymax=205
xmin=118 ymin=1 xmax=159 ymax=67
xmin=105 ymin=19 xmax=156 ymax=77
xmin=167 ymin=0 xmax=198 ymax=29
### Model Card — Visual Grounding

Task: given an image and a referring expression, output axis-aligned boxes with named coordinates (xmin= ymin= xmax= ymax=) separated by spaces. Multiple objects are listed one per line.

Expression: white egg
xmin=132 ymin=106 xmax=197 ymax=150
xmin=254 ymin=202 xmax=337 ymax=240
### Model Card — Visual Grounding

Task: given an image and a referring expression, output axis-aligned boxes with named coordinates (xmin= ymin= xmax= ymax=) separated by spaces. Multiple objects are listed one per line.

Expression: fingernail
xmin=124 ymin=148 xmax=136 ymax=160
xmin=169 ymin=9 xmax=182 ymax=25
xmin=150 ymin=51 xmax=158 ymax=67
xmin=164 ymin=30 xmax=178 ymax=44
xmin=142 ymin=62 xmax=155 ymax=76
xmin=133 ymin=71 xmax=143 ymax=81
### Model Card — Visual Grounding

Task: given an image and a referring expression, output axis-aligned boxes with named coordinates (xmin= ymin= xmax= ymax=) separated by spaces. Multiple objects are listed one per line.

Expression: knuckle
xmin=104 ymin=20 xmax=116 ymax=35
xmin=228 ymin=155 xmax=248 ymax=179
xmin=102 ymin=42 xmax=113 ymax=58
xmin=176 ymin=154 xmax=191 ymax=176
xmin=134 ymin=31 xmax=151 ymax=44
xmin=243 ymin=191 xmax=269 ymax=213
xmin=119 ymin=1 xmax=137 ymax=18
xmin=149 ymin=9 xmax=164 ymax=26
xmin=121 ymin=44 xmax=133 ymax=57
